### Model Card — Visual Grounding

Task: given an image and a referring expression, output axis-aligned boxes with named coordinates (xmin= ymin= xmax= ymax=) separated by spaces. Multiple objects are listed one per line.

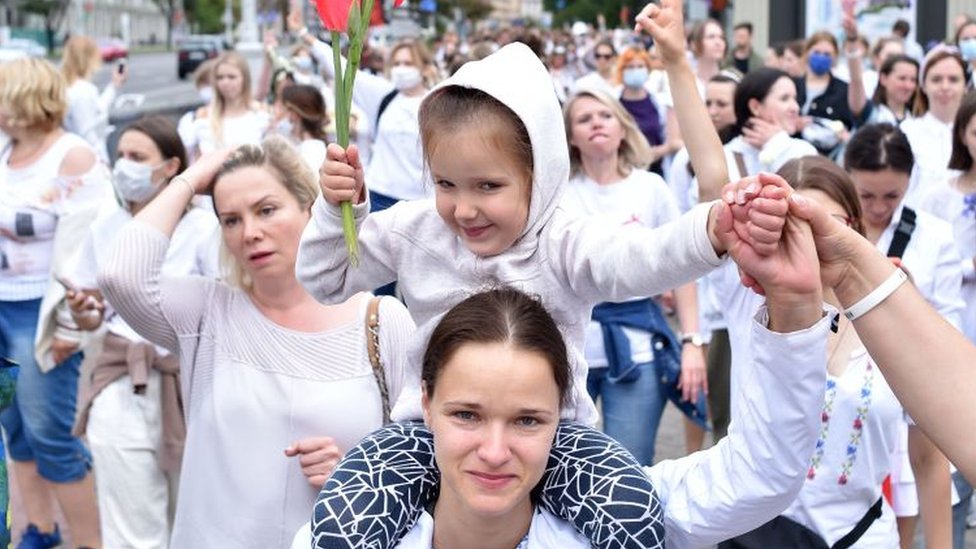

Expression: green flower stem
xmin=331 ymin=29 xmax=359 ymax=266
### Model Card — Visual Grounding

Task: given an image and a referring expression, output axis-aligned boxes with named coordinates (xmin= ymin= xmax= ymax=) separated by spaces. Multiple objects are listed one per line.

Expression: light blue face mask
xmin=622 ymin=67 xmax=650 ymax=89
xmin=960 ymin=38 xmax=976 ymax=62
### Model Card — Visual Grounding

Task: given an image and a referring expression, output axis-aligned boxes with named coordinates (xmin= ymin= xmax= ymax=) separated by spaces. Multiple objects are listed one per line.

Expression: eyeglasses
xmin=594 ymin=53 xmax=614 ymax=60
xmin=831 ymin=214 xmax=855 ymax=227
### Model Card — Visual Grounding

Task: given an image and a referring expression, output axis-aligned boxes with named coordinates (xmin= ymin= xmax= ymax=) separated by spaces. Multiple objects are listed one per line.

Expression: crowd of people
xmin=3 ymin=1 xmax=976 ymax=548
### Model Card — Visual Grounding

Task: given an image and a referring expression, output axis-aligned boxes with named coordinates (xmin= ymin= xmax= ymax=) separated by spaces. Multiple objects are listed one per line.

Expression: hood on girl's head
xmin=421 ymin=42 xmax=569 ymax=242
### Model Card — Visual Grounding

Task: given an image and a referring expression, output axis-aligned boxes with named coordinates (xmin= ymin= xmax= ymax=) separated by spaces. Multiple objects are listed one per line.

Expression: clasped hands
xmin=715 ymin=173 xmax=824 ymax=314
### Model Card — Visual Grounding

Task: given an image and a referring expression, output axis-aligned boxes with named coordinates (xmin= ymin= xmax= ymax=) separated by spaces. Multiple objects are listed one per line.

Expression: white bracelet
xmin=843 ymin=268 xmax=908 ymax=321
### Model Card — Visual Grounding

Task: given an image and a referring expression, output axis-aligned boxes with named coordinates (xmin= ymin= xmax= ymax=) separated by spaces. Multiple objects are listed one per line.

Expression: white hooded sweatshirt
xmin=297 ymin=43 xmax=724 ymax=425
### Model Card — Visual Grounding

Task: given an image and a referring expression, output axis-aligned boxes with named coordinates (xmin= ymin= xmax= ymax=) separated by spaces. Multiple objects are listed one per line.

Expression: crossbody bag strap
xmin=365 ymin=296 xmax=391 ymax=424
xmin=886 ymin=207 xmax=916 ymax=259
xmin=831 ymin=496 xmax=883 ymax=549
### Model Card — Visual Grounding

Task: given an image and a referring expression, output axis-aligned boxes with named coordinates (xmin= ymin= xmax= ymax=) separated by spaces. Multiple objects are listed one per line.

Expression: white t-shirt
xmin=0 ymin=132 xmax=108 ymax=300
xmin=561 ymin=170 xmax=680 ymax=368
xmin=191 ymin=108 xmax=271 ymax=155
xmin=394 ymin=508 xmax=591 ymax=549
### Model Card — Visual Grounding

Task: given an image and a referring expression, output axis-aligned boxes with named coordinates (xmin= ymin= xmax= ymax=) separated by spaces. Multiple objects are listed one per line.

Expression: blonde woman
xmin=61 ymin=35 xmax=127 ymax=160
xmin=188 ymin=52 xmax=271 ymax=157
xmin=0 ymin=57 xmax=114 ymax=549
xmin=99 ymin=137 xmax=415 ymax=548
xmin=560 ymin=88 xmax=706 ymax=465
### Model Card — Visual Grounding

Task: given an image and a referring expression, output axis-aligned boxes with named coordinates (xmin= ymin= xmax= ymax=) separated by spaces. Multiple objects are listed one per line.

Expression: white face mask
xmin=112 ymin=157 xmax=164 ymax=204
xmin=276 ymin=117 xmax=295 ymax=139
xmin=294 ymin=55 xmax=314 ymax=73
xmin=390 ymin=65 xmax=423 ymax=91
xmin=198 ymin=86 xmax=214 ymax=104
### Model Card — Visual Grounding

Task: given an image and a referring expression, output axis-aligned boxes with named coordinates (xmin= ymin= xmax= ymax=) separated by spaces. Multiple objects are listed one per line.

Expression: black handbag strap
xmin=886 ymin=207 xmax=916 ymax=259
xmin=832 ymin=496 xmax=883 ymax=549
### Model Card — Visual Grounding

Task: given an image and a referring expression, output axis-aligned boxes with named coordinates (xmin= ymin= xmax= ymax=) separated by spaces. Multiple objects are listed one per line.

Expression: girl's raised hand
xmin=634 ymin=1 xmax=687 ymax=65
xmin=320 ymin=144 xmax=365 ymax=206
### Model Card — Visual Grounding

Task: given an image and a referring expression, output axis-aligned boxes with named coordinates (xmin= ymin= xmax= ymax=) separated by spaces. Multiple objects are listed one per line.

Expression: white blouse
xmin=917 ymin=180 xmax=976 ymax=343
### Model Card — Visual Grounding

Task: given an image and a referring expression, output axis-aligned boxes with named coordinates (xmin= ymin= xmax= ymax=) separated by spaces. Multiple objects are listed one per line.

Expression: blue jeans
xmin=368 ymin=190 xmax=399 ymax=297
xmin=953 ymin=470 xmax=972 ymax=549
xmin=586 ymin=361 xmax=666 ymax=465
xmin=0 ymin=299 xmax=91 ymax=482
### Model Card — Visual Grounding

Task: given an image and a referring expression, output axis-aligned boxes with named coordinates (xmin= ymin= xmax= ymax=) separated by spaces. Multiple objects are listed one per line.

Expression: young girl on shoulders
xmin=299 ymin=2 xmax=818 ymax=548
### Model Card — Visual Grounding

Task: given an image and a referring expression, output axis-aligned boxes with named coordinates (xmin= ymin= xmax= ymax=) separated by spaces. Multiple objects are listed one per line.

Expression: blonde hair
xmin=0 ymin=58 xmax=68 ymax=132
xmin=211 ymin=136 xmax=319 ymax=289
xmin=564 ymin=89 xmax=653 ymax=178
xmin=210 ymin=52 xmax=255 ymax=148
xmin=61 ymin=36 xmax=102 ymax=84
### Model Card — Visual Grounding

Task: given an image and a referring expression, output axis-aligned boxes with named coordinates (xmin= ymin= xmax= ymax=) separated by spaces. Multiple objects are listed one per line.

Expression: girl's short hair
xmin=0 ymin=57 xmax=67 ymax=132
xmin=419 ymin=85 xmax=534 ymax=188
xmin=211 ymin=136 xmax=319 ymax=289
xmin=732 ymin=67 xmax=791 ymax=136
xmin=422 ymin=287 xmax=572 ymax=407
xmin=804 ymin=31 xmax=839 ymax=56
xmin=914 ymin=48 xmax=967 ymax=116
xmin=843 ymin=122 xmax=915 ymax=176
xmin=871 ymin=54 xmax=918 ymax=107
xmin=949 ymin=90 xmax=976 ymax=171
xmin=61 ymin=35 xmax=101 ymax=84
xmin=120 ymin=116 xmax=188 ymax=178
xmin=614 ymin=46 xmax=652 ymax=86
xmin=563 ymin=89 xmax=653 ymax=177
xmin=779 ymin=155 xmax=864 ymax=236
xmin=281 ymin=84 xmax=329 ymax=142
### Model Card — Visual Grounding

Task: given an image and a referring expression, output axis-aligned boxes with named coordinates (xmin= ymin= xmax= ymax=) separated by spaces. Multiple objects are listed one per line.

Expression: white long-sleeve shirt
xmin=917 ymin=181 xmax=976 ymax=342
xmin=64 ymin=79 xmax=116 ymax=161
xmin=100 ymin=221 xmax=417 ymax=549
xmin=901 ymin=112 xmax=959 ymax=204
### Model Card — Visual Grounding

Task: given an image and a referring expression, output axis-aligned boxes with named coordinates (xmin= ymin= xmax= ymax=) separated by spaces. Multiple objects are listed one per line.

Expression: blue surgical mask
xmin=961 ymin=38 xmax=976 ymax=62
xmin=622 ymin=67 xmax=649 ymax=89
xmin=808 ymin=52 xmax=833 ymax=76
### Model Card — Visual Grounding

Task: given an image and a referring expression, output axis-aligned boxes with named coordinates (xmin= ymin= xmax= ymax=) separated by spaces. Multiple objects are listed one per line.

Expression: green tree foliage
xmin=184 ymin=0 xmax=232 ymax=34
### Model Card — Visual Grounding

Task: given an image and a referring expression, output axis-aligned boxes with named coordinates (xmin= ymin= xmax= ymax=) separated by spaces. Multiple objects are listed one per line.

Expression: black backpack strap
xmin=831 ymin=497 xmax=883 ymax=549
xmin=733 ymin=151 xmax=748 ymax=179
xmin=374 ymin=89 xmax=399 ymax=134
xmin=886 ymin=207 xmax=916 ymax=259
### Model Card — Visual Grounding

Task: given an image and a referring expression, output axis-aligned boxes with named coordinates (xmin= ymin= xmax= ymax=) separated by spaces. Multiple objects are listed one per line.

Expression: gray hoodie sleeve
xmin=550 ymin=201 xmax=724 ymax=303
xmin=296 ymin=196 xmax=398 ymax=304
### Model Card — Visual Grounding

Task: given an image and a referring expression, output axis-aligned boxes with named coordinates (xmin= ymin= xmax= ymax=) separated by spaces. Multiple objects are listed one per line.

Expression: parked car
xmin=97 ymin=37 xmax=128 ymax=62
xmin=177 ymin=35 xmax=225 ymax=79
xmin=0 ymin=37 xmax=48 ymax=61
